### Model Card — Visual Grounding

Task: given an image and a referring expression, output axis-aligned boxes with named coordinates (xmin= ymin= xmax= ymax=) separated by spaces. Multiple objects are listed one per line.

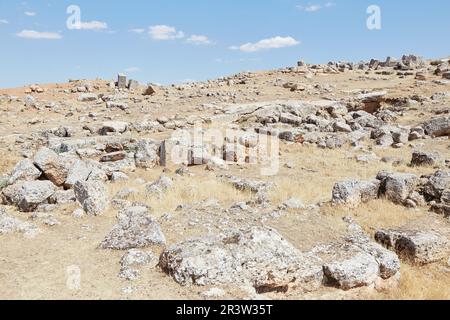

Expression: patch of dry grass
xmin=321 ymin=200 xmax=426 ymax=233
xmin=374 ymin=263 xmax=450 ymax=300
xmin=109 ymin=169 xmax=252 ymax=216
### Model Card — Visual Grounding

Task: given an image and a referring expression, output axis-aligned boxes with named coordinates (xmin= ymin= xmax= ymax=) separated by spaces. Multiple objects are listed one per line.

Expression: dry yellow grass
xmin=321 ymin=200 xmax=427 ymax=233
xmin=109 ymin=169 xmax=252 ymax=217
xmin=374 ymin=263 xmax=450 ymax=300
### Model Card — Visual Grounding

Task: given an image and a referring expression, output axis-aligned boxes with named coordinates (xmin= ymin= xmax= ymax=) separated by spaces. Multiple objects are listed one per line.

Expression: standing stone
xmin=74 ymin=180 xmax=108 ymax=215
xmin=117 ymin=74 xmax=127 ymax=89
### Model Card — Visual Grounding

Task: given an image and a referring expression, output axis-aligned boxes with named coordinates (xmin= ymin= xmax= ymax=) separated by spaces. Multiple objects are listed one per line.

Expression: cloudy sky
xmin=0 ymin=0 xmax=449 ymax=88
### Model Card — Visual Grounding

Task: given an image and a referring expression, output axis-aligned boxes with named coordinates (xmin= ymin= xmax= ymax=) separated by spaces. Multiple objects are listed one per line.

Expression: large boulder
xmin=422 ymin=117 xmax=450 ymax=137
xmin=74 ymin=180 xmax=108 ymax=215
xmin=99 ymin=206 xmax=165 ymax=250
xmin=375 ymin=228 xmax=450 ymax=265
xmin=422 ymin=170 xmax=450 ymax=201
xmin=332 ymin=179 xmax=380 ymax=208
xmin=159 ymin=227 xmax=324 ymax=293
xmin=8 ymin=159 xmax=41 ymax=184
xmin=33 ymin=148 xmax=68 ymax=186
xmin=13 ymin=181 xmax=57 ymax=212
xmin=377 ymin=171 xmax=419 ymax=205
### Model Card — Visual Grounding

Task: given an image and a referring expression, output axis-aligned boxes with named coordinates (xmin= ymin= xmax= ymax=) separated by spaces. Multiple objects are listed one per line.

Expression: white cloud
xmin=230 ymin=36 xmax=300 ymax=53
xmin=75 ymin=21 xmax=108 ymax=31
xmin=297 ymin=2 xmax=335 ymax=12
xmin=16 ymin=30 xmax=62 ymax=40
xmin=24 ymin=11 xmax=36 ymax=17
xmin=129 ymin=28 xmax=145 ymax=34
xmin=186 ymin=34 xmax=212 ymax=45
xmin=124 ymin=67 xmax=140 ymax=73
xmin=0 ymin=19 xmax=9 ymax=24
xmin=149 ymin=25 xmax=184 ymax=40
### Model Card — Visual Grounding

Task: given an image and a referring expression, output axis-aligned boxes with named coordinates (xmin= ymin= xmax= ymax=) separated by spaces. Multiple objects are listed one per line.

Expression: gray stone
xmin=378 ymin=172 xmax=419 ymax=204
xmin=422 ymin=117 xmax=450 ymax=137
xmin=17 ymin=181 xmax=57 ymax=212
xmin=74 ymin=180 xmax=108 ymax=215
xmin=332 ymin=179 xmax=380 ymax=208
xmin=160 ymin=227 xmax=324 ymax=293
xmin=117 ymin=74 xmax=127 ymax=89
xmin=99 ymin=206 xmax=166 ymax=250
xmin=8 ymin=159 xmax=41 ymax=184
xmin=375 ymin=228 xmax=450 ymax=265
xmin=99 ymin=121 xmax=129 ymax=135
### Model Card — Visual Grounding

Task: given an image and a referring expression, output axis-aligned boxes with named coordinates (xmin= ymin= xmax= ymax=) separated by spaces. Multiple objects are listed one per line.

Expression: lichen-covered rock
xmin=64 ymin=160 xmax=94 ymax=189
xmin=159 ymin=227 xmax=324 ymax=293
xmin=332 ymin=179 xmax=380 ymax=208
xmin=99 ymin=206 xmax=165 ymax=250
xmin=375 ymin=228 xmax=450 ymax=264
xmin=119 ymin=249 xmax=158 ymax=281
xmin=318 ymin=226 xmax=400 ymax=290
xmin=74 ymin=180 xmax=108 ymax=215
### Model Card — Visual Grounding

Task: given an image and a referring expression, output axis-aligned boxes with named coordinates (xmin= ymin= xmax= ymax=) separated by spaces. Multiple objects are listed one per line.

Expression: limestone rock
xmin=332 ymin=179 xmax=380 ymax=208
xmin=99 ymin=206 xmax=166 ymax=250
xmin=159 ymin=227 xmax=324 ymax=293
xmin=375 ymin=228 xmax=450 ymax=265
xmin=74 ymin=180 xmax=108 ymax=215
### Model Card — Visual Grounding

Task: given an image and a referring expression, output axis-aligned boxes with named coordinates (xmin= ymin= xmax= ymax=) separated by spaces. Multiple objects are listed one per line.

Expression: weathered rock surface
xmin=8 ymin=159 xmax=41 ymax=184
xmin=422 ymin=117 xmax=450 ymax=137
xmin=100 ymin=206 xmax=166 ymax=250
xmin=332 ymin=179 xmax=380 ymax=208
xmin=33 ymin=148 xmax=68 ymax=186
xmin=159 ymin=226 xmax=324 ymax=293
xmin=74 ymin=180 xmax=108 ymax=215
xmin=375 ymin=228 xmax=450 ymax=265
xmin=377 ymin=171 xmax=419 ymax=204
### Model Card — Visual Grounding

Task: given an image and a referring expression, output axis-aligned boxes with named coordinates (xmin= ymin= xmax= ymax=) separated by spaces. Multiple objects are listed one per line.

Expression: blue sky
xmin=0 ymin=0 xmax=449 ymax=88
